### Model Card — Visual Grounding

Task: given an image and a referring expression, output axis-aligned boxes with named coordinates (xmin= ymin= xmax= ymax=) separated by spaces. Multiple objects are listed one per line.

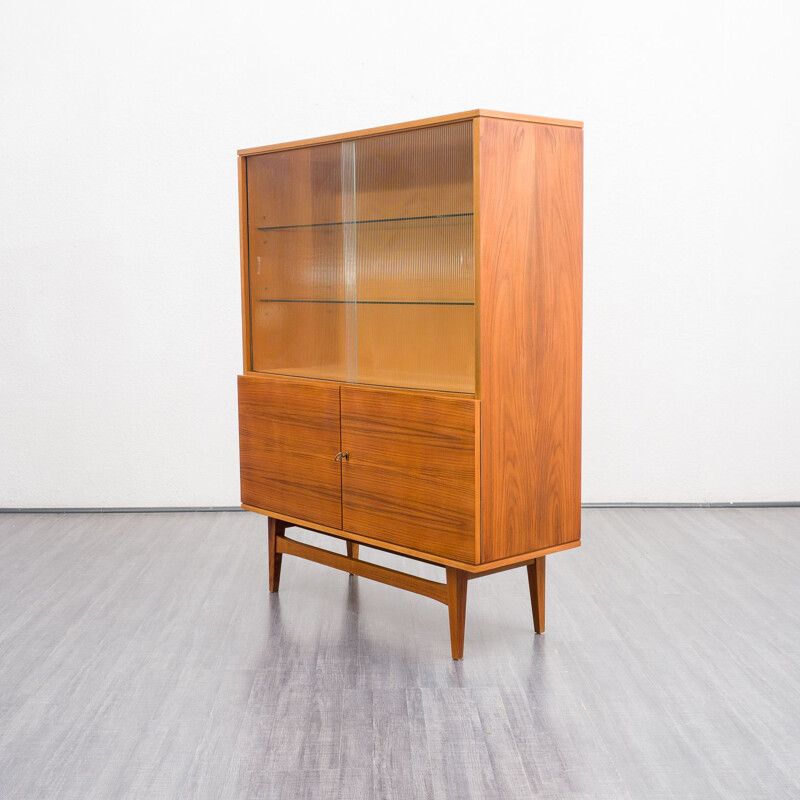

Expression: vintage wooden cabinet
xmin=237 ymin=110 xmax=582 ymax=658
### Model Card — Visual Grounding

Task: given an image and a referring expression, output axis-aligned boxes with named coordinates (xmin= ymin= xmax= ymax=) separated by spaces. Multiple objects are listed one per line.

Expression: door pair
xmin=238 ymin=375 xmax=478 ymax=563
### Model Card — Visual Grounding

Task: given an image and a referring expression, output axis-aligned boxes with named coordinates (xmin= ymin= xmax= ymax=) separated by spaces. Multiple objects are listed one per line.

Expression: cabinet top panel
xmin=237 ymin=109 xmax=583 ymax=156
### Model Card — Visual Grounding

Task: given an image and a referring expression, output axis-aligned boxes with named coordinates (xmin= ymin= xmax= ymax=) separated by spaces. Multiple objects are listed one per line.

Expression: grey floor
xmin=0 ymin=509 xmax=798 ymax=799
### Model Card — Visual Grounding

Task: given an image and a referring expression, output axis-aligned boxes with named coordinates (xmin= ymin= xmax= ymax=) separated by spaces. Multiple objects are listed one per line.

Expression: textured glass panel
xmin=245 ymin=123 xmax=475 ymax=391
xmin=247 ymin=144 xmax=348 ymax=380
xmin=356 ymin=303 xmax=474 ymax=393
xmin=354 ymin=122 xmax=474 ymax=392
xmin=354 ymin=216 xmax=473 ymax=303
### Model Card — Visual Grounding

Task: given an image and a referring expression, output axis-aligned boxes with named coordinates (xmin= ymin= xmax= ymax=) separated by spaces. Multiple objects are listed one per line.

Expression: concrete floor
xmin=0 ymin=508 xmax=798 ymax=799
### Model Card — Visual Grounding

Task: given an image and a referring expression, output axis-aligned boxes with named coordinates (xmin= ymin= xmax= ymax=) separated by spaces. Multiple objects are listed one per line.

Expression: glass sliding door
xmin=354 ymin=122 xmax=475 ymax=393
xmin=247 ymin=143 xmax=350 ymax=381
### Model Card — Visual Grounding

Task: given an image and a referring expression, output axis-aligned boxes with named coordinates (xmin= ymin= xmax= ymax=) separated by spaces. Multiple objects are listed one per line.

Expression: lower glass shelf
xmin=257 ymin=299 xmax=474 ymax=306
xmin=255 ymin=211 xmax=473 ymax=232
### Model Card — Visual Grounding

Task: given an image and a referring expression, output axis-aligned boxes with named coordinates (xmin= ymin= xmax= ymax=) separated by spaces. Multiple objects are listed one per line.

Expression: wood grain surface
xmin=527 ymin=556 xmax=545 ymax=633
xmin=446 ymin=567 xmax=468 ymax=659
xmin=478 ymin=118 xmax=583 ymax=561
xmin=238 ymin=375 xmax=342 ymax=529
xmin=267 ymin=517 xmax=287 ymax=593
xmin=237 ymin=109 xmax=583 ymax=156
xmin=340 ymin=385 xmax=478 ymax=563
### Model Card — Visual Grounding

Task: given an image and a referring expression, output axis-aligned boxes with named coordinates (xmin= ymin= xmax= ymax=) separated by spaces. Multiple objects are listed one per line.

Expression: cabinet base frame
xmin=266 ymin=516 xmax=549 ymax=659
xmin=244 ymin=504 xmax=579 ymax=572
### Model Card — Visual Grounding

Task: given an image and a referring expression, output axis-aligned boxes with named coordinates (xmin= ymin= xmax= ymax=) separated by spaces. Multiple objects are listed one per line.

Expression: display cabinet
xmin=237 ymin=110 xmax=583 ymax=658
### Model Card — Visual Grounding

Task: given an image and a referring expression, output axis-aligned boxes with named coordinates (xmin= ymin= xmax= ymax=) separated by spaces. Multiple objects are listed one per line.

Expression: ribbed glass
xmin=247 ymin=143 xmax=348 ymax=381
xmin=247 ymin=121 xmax=475 ymax=393
xmin=354 ymin=121 xmax=474 ymax=392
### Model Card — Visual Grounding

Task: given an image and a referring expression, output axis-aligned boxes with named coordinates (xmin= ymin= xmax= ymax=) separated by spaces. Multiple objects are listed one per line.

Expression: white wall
xmin=1 ymin=0 xmax=798 ymax=507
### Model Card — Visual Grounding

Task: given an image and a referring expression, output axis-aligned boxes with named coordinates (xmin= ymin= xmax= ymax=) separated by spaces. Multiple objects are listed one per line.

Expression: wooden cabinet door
xmin=340 ymin=386 xmax=478 ymax=563
xmin=238 ymin=375 xmax=342 ymax=529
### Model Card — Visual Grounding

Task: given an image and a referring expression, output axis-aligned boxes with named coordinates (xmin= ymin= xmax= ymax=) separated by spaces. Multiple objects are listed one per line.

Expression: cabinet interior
xmin=246 ymin=121 xmax=475 ymax=394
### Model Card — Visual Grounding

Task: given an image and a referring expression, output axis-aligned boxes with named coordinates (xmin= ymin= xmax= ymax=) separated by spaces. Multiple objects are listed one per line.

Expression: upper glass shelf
xmin=257 ymin=299 xmax=474 ymax=305
xmin=256 ymin=212 xmax=473 ymax=232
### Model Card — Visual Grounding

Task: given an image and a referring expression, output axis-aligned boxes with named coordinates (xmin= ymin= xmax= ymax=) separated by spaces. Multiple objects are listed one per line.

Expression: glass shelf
xmin=258 ymin=299 xmax=474 ymax=306
xmin=256 ymin=212 xmax=473 ymax=232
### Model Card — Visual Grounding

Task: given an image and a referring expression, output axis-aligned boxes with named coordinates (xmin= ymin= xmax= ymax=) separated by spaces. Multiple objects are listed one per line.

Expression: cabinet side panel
xmin=479 ymin=119 xmax=583 ymax=561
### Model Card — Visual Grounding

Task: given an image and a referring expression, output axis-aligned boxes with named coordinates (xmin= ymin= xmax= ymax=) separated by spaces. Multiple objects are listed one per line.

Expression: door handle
xmin=334 ymin=451 xmax=349 ymax=462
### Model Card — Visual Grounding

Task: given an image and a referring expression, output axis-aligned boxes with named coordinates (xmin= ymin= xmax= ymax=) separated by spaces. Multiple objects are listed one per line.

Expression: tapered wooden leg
xmin=268 ymin=517 xmax=285 ymax=593
xmin=527 ymin=556 xmax=545 ymax=633
xmin=446 ymin=567 xmax=468 ymax=660
xmin=346 ymin=541 xmax=359 ymax=575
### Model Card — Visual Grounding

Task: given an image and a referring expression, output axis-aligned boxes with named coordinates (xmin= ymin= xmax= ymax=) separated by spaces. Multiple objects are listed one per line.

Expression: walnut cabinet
xmin=237 ymin=110 xmax=583 ymax=658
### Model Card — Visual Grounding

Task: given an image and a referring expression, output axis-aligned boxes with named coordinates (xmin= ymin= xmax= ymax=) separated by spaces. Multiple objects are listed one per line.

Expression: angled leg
xmin=268 ymin=517 xmax=286 ymax=593
xmin=346 ymin=540 xmax=359 ymax=576
xmin=446 ymin=567 xmax=468 ymax=660
xmin=527 ymin=556 xmax=545 ymax=633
